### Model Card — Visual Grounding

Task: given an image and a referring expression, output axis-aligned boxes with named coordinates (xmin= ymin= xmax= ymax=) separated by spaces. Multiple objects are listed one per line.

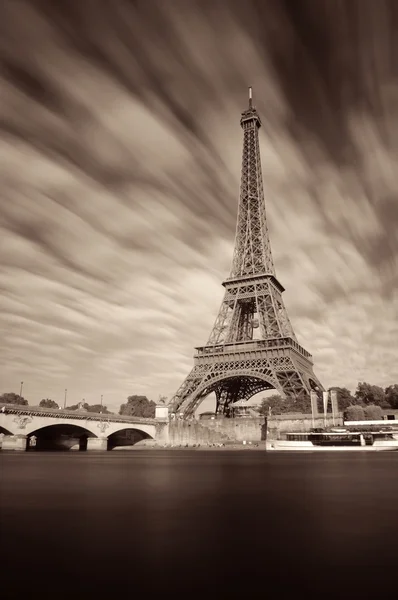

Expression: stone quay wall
xmin=168 ymin=420 xmax=231 ymax=446
xmin=168 ymin=416 xmax=265 ymax=446
xmin=168 ymin=414 xmax=344 ymax=446
xmin=200 ymin=416 xmax=265 ymax=442
xmin=267 ymin=414 xmax=344 ymax=440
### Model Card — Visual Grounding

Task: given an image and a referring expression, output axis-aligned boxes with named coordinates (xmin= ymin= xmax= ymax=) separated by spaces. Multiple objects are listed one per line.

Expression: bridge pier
xmin=87 ymin=437 xmax=108 ymax=451
xmin=1 ymin=434 xmax=28 ymax=451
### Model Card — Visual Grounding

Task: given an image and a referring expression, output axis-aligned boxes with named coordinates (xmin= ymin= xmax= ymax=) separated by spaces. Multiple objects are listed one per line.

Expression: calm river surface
xmin=1 ymin=450 xmax=397 ymax=599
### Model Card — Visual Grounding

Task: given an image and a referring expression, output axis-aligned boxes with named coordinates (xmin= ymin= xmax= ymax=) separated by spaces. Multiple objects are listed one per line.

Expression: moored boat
xmin=267 ymin=430 xmax=398 ymax=452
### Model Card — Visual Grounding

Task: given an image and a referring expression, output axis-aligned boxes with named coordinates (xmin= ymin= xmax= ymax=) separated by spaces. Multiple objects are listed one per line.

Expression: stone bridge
xmin=0 ymin=404 xmax=169 ymax=451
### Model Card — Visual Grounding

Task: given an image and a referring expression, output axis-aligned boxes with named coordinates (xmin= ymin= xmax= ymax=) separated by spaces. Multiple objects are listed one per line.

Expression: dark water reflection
xmin=1 ymin=451 xmax=397 ymax=598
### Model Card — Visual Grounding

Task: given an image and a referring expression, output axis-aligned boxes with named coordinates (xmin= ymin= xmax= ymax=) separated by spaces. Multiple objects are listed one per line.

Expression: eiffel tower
xmin=170 ymin=88 xmax=324 ymax=418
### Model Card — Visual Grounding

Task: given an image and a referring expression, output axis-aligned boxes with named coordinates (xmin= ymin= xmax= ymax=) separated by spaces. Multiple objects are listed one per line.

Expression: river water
xmin=1 ymin=450 xmax=397 ymax=599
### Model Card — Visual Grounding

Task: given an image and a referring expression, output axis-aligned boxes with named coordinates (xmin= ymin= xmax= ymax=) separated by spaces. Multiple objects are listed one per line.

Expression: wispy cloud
xmin=0 ymin=0 xmax=397 ymax=410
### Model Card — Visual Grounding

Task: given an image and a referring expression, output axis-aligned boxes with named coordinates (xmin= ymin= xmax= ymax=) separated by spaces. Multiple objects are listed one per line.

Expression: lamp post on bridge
xmin=19 ymin=381 xmax=24 ymax=400
xmin=64 ymin=389 xmax=67 ymax=409
xmin=100 ymin=395 xmax=103 ymax=414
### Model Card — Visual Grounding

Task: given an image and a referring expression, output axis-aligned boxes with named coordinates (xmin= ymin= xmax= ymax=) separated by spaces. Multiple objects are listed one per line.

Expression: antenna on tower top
xmin=248 ymin=86 xmax=253 ymax=109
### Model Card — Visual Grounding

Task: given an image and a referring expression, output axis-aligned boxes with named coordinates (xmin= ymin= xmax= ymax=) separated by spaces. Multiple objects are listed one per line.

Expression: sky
xmin=0 ymin=0 xmax=397 ymax=412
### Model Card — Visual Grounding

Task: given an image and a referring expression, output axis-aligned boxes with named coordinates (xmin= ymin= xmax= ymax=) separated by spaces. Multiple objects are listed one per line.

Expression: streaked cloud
xmin=0 ymin=0 xmax=397 ymax=410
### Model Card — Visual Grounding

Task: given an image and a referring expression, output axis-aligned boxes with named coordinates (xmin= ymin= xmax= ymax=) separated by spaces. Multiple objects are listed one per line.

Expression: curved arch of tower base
xmin=170 ymin=341 xmax=324 ymax=418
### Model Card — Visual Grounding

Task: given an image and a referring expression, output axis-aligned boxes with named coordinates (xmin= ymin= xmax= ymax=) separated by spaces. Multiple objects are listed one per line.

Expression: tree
xmin=39 ymin=399 xmax=59 ymax=409
xmin=65 ymin=402 xmax=112 ymax=414
xmin=258 ymin=393 xmax=311 ymax=416
xmin=291 ymin=394 xmax=312 ymax=414
xmin=329 ymin=387 xmax=355 ymax=410
xmin=344 ymin=405 xmax=365 ymax=421
xmin=385 ymin=384 xmax=398 ymax=409
xmin=65 ymin=402 xmax=88 ymax=411
xmin=355 ymin=382 xmax=386 ymax=406
xmin=85 ymin=404 xmax=112 ymax=414
xmin=119 ymin=395 xmax=156 ymax=418
xmin=364 ymin=404 xmax=383 ymax=421
xmin=0 ymin=392 xmax=28 ymax=406
xmin=258 ymin=394 xmax=285 ymax=416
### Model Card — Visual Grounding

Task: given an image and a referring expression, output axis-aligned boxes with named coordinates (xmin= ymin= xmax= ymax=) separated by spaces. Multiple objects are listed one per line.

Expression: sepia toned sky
xmin=0 ymin=0 xmax=397 ymax=411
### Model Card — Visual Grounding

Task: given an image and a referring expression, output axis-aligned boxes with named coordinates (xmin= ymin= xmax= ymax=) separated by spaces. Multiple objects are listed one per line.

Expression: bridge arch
xmin=27 ymin=423 xmax=97 ymax=451
xmin=107 ymin=427 xmax=153 ymax=450
xmin=0 ymin=425 xmax=13 ymax=436
xmin=184 ymin=370 xmax=285 ymax=415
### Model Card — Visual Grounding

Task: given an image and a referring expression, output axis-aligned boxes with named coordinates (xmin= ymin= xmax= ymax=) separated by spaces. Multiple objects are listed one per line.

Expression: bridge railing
xmin=0 ymin=404 xmax=163 ymax=425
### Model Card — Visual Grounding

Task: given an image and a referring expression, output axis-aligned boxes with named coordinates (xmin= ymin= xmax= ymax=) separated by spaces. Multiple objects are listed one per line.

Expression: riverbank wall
xmin=166 ymin=413 xmax=344 ymax=447
xmin=267 ymin=413 xmax=344 ymax=440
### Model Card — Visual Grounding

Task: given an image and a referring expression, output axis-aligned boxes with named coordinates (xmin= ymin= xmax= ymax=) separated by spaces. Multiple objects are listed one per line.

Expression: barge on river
xmin=267 ymin=428 xmax=398 ymax=452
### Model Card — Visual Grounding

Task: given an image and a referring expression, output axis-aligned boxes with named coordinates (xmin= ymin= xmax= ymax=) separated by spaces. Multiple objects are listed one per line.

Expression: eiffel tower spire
xmin=206 ymin=87 xmax=296 ymax=347
xmin=169 ymin=89 xmax=324 ymax=418
xmin=230 ymin=86 xmax=275 ymax=279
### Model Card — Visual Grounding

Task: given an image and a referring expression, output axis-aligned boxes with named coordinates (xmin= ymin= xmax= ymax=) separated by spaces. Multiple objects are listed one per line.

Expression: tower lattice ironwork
xmin=170 ymin=88 xmax=324 ymax=418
